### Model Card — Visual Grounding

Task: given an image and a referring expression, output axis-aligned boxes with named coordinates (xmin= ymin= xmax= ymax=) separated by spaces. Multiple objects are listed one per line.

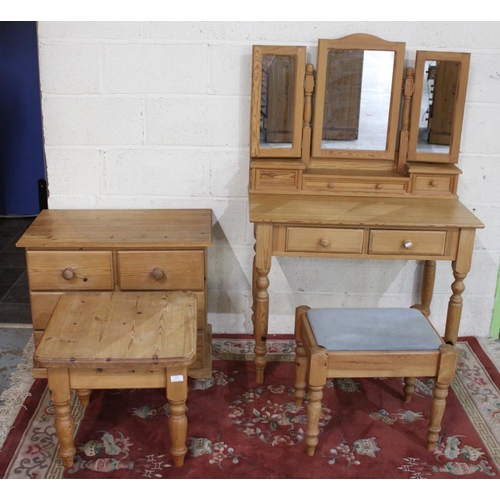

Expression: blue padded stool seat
xmin=306 ymin=308 xmax=442 ymax=352
xmin=294 ymin=305 xmax=458 ymax=457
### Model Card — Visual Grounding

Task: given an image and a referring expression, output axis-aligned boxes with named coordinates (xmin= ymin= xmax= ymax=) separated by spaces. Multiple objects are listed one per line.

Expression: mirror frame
xmin=311 ymin=34 xmax=405 ymax=161
xmin=250 ymin=45 xmax=306 ymax=158
xmin=408 ymin=51 xmax=470 ymax=164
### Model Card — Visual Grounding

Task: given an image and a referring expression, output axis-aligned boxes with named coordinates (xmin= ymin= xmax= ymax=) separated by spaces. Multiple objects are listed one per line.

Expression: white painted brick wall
xmin=38 ymin=21 xmax=500 ymax=338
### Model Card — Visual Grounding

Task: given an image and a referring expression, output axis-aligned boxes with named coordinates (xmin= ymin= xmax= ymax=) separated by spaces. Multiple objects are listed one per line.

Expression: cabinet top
xmin=249 ymin=193 xmax=484 ymax=229
xmin=16 ymin=209 xmax=213 ymax=249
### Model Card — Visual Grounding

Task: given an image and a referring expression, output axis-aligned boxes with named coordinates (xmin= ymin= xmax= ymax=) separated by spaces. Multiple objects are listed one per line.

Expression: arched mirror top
xmin=250 ymin=45 xmax=306 ymax=158
xmin=311 ymin=34 xmax=405 ymax=161
xmin=408 ymin=50 xmax=470 ymax=164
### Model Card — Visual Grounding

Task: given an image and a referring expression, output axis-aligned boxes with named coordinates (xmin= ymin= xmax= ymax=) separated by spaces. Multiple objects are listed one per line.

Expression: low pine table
xmin=34 ymin=290 xmax=197 ymax=468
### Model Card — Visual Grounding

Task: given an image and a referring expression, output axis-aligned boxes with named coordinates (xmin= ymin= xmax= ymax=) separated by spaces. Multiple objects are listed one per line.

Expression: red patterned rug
xmin=1 ymin=336 xmax=499 ymax=479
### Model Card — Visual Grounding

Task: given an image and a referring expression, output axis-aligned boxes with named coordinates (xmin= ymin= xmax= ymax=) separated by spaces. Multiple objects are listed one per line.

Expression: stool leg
xmin=76 ymin=389 xmax=92 ymax=407
xmin=48 ymin=368 xmax=76 ymax=469
xmin=294 ymin=306 xmax=310 ymax=407
xmin=426 ymin=381 xmax=450 ymax=451
xmin=427 ymin=344 xmax=458 ymax=451
xmin=403 ymin=377 xmax=416 ymax=403
xmin=305 ymin=384 xmax=324 ymax=456
xmin=166 ymin=367 xmax=189 ymax=467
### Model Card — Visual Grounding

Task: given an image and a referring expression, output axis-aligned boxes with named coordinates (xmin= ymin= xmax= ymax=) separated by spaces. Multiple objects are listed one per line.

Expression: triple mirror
xmin=250 ymin=34 xmax=471 ymax=166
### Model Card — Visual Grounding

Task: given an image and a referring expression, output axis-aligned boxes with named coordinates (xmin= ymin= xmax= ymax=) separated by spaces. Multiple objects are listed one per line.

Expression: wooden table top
xmin=35 ymin=291 xmax=197 ymax=369
xmin=17 ymin=209 xmax=213 ymax=249
xmin=249 ymin=193 xmax=484 ymax=229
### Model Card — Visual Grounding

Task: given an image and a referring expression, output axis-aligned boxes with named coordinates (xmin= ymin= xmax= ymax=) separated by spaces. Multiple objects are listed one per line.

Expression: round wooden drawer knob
xmin=327 ymin=183 xmax=335 ymax=188
xmin=403 ymin=240 xmax=413 ymax=249
xmin=151 ymin=267 xmax=165 ymax=280
xmin=62 ymin=267 xmax=75 ymax=280
xmin=431 ymin=181 xmax=438 ymax=187
xmin=376 ymin=184 xmax=383 ymax=189
xmin=320 ymin=238 xmax=330 ymax=247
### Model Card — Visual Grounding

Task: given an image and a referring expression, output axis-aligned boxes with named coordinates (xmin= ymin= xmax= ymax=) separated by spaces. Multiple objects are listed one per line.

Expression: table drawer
xmin=368 ymin=230 xmax=447 ymax=256
xmin=118 ymin=251 xmax=205 ymax=290
xmin=26 ymin=251 xmax=114 ymax=291
xmin=286 ymin=227 xmax=364 ymax=254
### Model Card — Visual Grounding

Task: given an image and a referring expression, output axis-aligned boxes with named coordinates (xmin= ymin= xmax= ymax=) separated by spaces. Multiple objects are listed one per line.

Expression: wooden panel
xmin=369 ymin=230 xmax=447 ymax=256
xmin=286 ymin=227 xmax=364 ymax=254
xmin=118 ymin=251 xmax=204 ymax=290
xmin=327 ymin=351 xmax=440 ymax=378
xmin=30 ymin=291 xmax=64 ymax=330
xmin=188 ymin=326 xmax=213 ymax=378
xmin=412 ymin=175 xmax=454 ymax=195
xmin=69 ymin=369 xmax=167 ymax=389
xmin=27 ymin=251 xmax=113 ymax=291
xmin=249 ymin=193 xmax=485 ymax=229
xmin=36 ymin=291 xmax=197 ymax=369
xmin=16 ymin=209 xmax=213 ymax=249
xmin=255 ymin=169 xmax=299 ymax=191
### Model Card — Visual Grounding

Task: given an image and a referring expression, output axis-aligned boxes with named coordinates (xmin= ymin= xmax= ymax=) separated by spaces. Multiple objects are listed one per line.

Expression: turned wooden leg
xmin=444 ymin=267 xmax=468 ymax=345
xmin=253 ymin=223 xmax=273 ymax=384
xmin=403 ymin=377 xmax=416 ymax=403
xmin=166 ymin=367 xmax=189 ymax=467
xmin=76 ymin=389 xmax=92 ymax=407
xmin=426 ymin=381 xmax=450 ymax=451
xmin=411 ymin=260 xmax=436 ymax=317
xmin=306 ymin=384 xmax=324 ymax=456
xmin=426 ymin=344 xmax=458 ymax=451
xmin=294 ymin=306 xmax=310 ymax=407
xmin=48 ymin=368 xmax=76 ymax=469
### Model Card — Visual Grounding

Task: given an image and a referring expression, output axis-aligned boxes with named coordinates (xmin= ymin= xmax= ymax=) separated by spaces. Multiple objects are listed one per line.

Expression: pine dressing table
xmin=249 ymin=34 xmax=484 ymax=383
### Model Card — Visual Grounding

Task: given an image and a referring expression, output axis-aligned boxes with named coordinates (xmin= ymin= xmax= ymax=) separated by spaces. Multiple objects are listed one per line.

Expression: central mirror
xmin=312 ymin=35 xmax=405 ymax=160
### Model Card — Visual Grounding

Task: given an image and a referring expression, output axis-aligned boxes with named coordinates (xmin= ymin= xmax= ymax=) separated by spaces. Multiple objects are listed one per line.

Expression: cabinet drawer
xmin=27 ymin=251 xmax=114 ymax=291
xmin=118 ymin=251 xmax=205 ymax=290
xmin=369 ymin=230 xmax=447 ymax=256
xmin=286 ymin=227 xmax=364 ymax=254
xmin=412 ymin=175 xmax=454 ymax=195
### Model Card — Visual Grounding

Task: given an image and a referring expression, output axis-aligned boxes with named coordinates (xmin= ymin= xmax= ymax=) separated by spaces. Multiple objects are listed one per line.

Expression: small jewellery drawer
xmin=255 ymin=169 xmax=299 ymax=191
xmin=368 ymin=230 xmax=447 ymax=256
xmin=411 ymin=175 xmax=454 ymax=195
xmin=286 ymin=227 xmax=364 ymax=254
xmin=26 ymin=251 xmax=114 ymax=291
xmin=118 ymin=251 xmax=205 ymax=290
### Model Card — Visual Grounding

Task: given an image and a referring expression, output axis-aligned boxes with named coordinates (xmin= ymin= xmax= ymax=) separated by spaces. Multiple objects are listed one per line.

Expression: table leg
xmin=411 ymin=260 xmax=436 ymax=317
xmin=166 ymin=367 xmax=189 ymax=467
xmin=444 ymin=266 xmax=468 ymax=344
xmin=76 ymin=389 xmax=92 ymax=407
xmin=47 ymin=368 xmax=76 ymax=469
xmin=444 ymin=229 xmax=475 ymax=344
xmin=253 ymin=223 xmax=273 ymax=384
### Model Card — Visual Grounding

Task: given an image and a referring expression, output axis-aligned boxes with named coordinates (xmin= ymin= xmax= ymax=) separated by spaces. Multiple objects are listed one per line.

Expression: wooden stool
xmin=294 ymin=306 xmax=458 ymax=456
xmin=34 ymin=291 xmax=197 ymax=468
